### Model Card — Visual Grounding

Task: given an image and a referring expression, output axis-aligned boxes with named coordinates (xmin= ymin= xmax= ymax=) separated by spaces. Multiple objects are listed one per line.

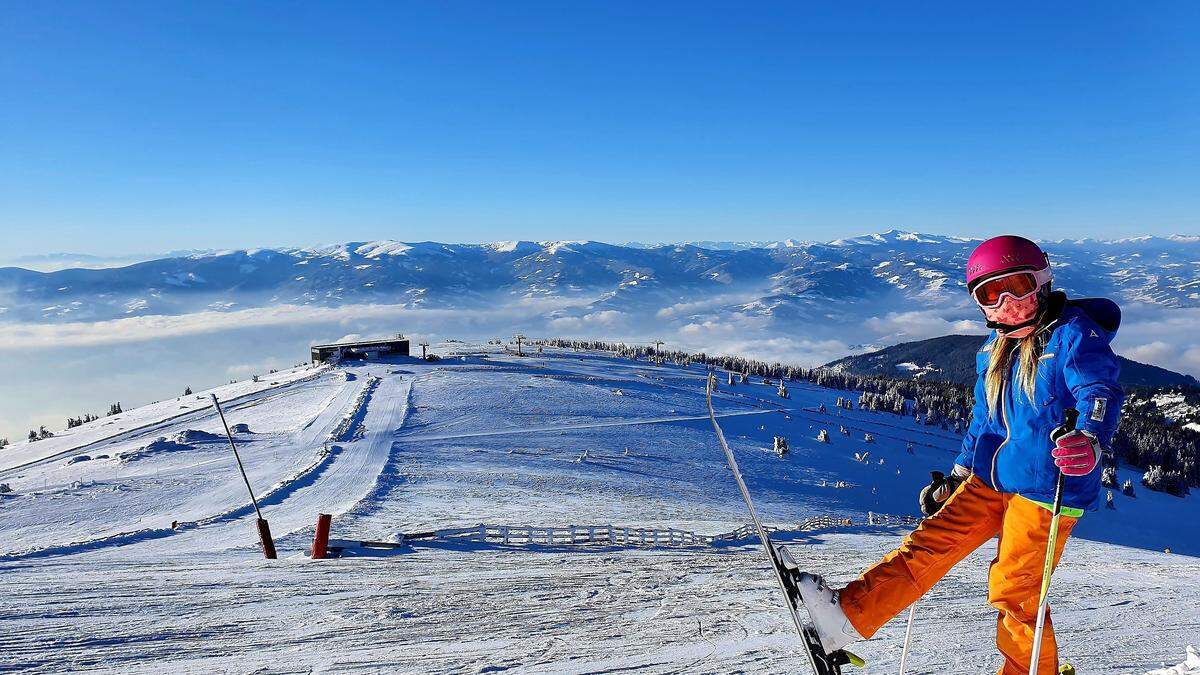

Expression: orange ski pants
xmin=839 ymin=475 xmax=1077 ymax=674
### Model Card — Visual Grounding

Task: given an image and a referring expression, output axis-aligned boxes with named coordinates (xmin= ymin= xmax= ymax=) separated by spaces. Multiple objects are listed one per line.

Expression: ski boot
xmin=793 ymin=572 xmax=863 ymax=654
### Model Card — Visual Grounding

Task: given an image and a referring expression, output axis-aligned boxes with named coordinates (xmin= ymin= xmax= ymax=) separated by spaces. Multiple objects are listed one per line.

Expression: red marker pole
xmin=211 ymin=394 xmax=277 ymax=559
xmin=311 ymin=513 xmax=332 ymax=559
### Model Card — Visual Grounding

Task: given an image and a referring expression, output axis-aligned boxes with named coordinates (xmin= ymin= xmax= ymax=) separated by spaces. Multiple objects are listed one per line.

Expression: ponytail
xmin=984 ymin=332 xmax=1044 ymax=418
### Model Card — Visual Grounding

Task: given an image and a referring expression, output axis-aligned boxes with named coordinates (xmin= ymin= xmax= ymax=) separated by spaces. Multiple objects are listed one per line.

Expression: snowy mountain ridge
xmin=4 ymin=230 xmax=1199 ymax=326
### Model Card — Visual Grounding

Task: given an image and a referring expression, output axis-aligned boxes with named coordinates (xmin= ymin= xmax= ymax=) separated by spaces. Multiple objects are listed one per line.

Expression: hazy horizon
xmin=7 ymin=228 xmax=1200 ymax=272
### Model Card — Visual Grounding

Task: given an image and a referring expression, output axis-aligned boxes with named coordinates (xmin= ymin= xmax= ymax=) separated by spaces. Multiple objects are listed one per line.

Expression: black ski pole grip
xmin=1051 ymin=408 xmax=1079 ymax=443
xmin=1063 ymin=407 xmax=1078 ymax=431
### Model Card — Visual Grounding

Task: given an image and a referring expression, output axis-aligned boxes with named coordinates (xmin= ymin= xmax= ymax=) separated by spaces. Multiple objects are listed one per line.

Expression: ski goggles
xmin=970 ymin=267 xmax=1052 ymax=309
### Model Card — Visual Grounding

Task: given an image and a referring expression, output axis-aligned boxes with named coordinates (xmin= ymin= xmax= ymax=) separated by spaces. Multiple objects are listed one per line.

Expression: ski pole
xmin=1029 ymin=408 xmax=1078 ymax=673
xmin=211 ymin=394 xmax=277 ymax=559
xmin=899 ymin=602 xmax=916 ymax=675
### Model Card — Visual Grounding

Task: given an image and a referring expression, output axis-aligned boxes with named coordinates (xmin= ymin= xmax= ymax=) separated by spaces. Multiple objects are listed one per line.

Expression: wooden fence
xmin=328 ymin=513 xmax=889 ymax=555
xmin=866 ymin=511 xmax=924 ymax=528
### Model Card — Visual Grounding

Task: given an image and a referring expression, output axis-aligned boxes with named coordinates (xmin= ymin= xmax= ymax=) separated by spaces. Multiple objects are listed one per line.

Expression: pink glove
xmin=1051 ymin=431 xmax=1101 ymax=476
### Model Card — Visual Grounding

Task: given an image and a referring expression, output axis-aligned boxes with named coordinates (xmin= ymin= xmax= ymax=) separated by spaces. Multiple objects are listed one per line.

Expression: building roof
xmin=311 ymin=337 xmax=409 ymax=350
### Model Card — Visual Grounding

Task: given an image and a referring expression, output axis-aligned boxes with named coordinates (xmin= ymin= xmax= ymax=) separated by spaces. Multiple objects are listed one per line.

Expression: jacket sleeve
xmin=954 ymin=350 xmax=991 ymax=473
xmin=1062 ymin=320 xmax=1124 ymax=446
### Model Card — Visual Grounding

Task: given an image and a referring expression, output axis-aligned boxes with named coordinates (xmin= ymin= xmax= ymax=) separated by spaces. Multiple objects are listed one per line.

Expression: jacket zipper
xmin=991 ymin=379 xmax=1012 ymax=489
xmin=989 ymin=327 xmax=1050 ymax=488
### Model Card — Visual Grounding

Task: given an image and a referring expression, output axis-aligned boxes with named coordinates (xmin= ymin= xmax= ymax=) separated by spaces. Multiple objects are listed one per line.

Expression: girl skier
xmin=797 ymin=235 xmax=1124 ymax=674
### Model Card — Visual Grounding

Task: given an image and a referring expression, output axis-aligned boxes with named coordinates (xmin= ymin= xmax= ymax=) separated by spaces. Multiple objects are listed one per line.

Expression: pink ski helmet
xmin=965 ymin=235 xmax=1050 ymax=291
xmin=965 ymin=235 xmax=1053 ymax=338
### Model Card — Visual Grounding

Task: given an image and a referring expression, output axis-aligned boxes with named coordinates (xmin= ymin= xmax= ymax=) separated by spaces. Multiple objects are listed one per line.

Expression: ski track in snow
xmin=0 ymin=346 xmax=1196 ymax=673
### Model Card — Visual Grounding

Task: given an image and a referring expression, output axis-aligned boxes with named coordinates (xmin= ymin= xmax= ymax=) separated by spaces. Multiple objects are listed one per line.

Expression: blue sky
xmin=2 ymin=1 xmax=1197 ymax=256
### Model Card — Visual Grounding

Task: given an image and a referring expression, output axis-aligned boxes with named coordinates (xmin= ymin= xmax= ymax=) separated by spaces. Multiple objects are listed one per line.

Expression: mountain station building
xmin=310 ymin=337 xmax=410 ymax=364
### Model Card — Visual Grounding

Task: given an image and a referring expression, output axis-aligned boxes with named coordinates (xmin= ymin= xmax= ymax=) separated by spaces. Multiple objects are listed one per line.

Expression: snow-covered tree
xmin=773 ymin=436 xmax=789 ymax=456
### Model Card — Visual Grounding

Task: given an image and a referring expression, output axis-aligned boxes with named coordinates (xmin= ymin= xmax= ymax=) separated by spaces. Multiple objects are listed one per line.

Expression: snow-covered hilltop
xmin=0 ymin=344 xmax=1195 ymax=672
xmin=3 ymin=230 xmax=1199 ymax=324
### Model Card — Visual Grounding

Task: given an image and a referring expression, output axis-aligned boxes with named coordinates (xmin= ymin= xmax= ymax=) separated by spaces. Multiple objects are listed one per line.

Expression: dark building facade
xmin=311 ymin=337 xmax=410 ymax=364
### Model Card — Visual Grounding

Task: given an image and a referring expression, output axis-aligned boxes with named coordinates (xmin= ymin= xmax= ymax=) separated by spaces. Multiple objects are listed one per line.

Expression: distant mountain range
xmin=3 ymin=230 xmax=1198 ymax=325
xmin=822 ymin=334 xmax=1199 ymax=389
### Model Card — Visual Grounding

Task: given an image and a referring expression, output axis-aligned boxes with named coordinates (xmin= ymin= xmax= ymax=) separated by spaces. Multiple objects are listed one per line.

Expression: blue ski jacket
xmin=954 ymin=293 xmax=1124 ymax=512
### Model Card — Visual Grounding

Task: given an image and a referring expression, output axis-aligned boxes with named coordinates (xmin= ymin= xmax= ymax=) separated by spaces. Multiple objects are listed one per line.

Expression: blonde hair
xmin=984 ymin=332 xmax=1044 ymax=418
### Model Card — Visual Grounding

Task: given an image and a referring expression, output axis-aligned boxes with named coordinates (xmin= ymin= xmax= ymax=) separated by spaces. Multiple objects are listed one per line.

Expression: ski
xmin=705 ymin=374 xmax=863 ymax=674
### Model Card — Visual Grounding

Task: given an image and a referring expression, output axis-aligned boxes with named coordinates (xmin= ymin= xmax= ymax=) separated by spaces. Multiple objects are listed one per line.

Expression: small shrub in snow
xmin=67 ymin=413 xmax=99 ymax=429
xmin=1101 ymin=466 xmax=1117 ymax=488
xmin=0 ymin=437 xmax=8 ymax=449
xmin=1122 ymin=479 xmax=1136 ymax=497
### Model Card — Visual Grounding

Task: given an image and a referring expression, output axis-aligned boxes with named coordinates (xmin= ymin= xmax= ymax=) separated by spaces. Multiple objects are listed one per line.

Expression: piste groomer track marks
xmin=704 ymin=374 xmax=863 ymax=674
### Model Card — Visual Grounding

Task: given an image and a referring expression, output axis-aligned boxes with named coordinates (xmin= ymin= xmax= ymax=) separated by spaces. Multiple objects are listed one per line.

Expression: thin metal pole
xmin=899 ymin=602 xmax=916 ymax=674
xmin=1028 ymin=474 xmax=1063 ymax=673
xmin=1030 ymin=408 xmax=1078 ymax=674
xmin=211 ymin=394 xmax=263 ymax=520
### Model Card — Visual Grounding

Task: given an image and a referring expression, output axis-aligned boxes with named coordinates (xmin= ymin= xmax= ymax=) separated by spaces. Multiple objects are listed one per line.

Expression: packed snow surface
xmin=0 ymin=344 xmax=1196 ymax=673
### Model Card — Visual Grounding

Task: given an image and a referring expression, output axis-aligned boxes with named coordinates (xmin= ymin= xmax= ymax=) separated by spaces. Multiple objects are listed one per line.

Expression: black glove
xmin=919 ymin=470 xmax=964 ymax=516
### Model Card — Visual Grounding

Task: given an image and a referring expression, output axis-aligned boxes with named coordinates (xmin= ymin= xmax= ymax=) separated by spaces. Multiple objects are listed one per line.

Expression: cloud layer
xmin=1 ymin=299 xmax=1196 ymax=441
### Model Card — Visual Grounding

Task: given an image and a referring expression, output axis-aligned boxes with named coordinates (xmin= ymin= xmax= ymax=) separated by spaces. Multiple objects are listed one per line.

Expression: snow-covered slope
xmin=0 ymin=345 xmax=1193 ymax=672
